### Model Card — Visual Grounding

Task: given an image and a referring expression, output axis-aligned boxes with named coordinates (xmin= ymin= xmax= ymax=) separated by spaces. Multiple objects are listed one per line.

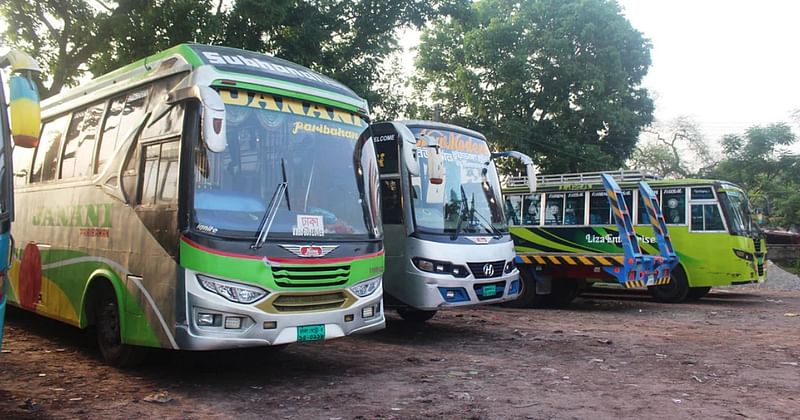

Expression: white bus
xmin=372 ymin=121 xmax=533 ymax=321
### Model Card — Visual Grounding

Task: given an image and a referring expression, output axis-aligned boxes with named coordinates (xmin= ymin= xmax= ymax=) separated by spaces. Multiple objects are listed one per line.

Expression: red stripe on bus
xmin=181 ymin=236 xmax=384 ymax=264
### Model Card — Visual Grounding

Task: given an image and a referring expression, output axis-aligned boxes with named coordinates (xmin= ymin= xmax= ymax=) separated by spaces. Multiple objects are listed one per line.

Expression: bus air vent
xmin=271 ymin=264 xmax=350 ymax=287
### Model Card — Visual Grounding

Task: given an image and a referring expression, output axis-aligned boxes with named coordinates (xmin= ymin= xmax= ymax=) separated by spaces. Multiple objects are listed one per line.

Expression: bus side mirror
xmin=8 ymin=74 xmax=41 ymax=148
xmin=754 ymin=209 xmax=766 ymax=225
xmin=426 ymin=144 xmax=445 ymax=185
xmin=168 ymin=86 xmax=227 ymax=152
xmin=526 ymin=163 xmax=537 ymax=193
xmin=393 ymin=123 xmax=419 ymax=176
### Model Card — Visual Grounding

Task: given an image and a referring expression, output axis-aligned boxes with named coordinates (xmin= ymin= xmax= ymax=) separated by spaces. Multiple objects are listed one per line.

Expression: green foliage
xmin=629 ymin=116 xmax=716 ymax=178
xmin=709 ymin=123 xmax=799 ymax=228
xmin=413 ymin=0 xmax=654 ymax=173
xmin=1 ymin=0 xmax=461 ymax=108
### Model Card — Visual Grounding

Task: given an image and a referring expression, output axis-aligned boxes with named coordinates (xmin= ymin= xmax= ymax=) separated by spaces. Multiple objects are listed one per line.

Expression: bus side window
xmin=13 ymin=145 xmax=35 ymax=187
xmin=61 ymin=102 xmax=105 ymax=179
xmin=691 ymin=187 xmax=715 ymax=200
xmin=564 ymin=192 xmax=585 ymax=225
xmin=544 ymin=193 xmax=564 ymax=225
xmin=380 ymin=179 xmax=403 ymax=224
xmin=637 ymin=190 xmax=659 ymax=225
xmin=142 ymin=75 xmax=185 ymax=140
xmin=622 ymin=190 xmax=633 ymax=218
xmin=504 ymin=194 xmax=521 ymax=225
xmin=589 ymin=191 xmax=610 ymax=224
xmin=140 ymin=140 xmax=180 ymax=206
xmin=97 ymin=87 xmax=149 ymax=173
xmin=523 ymin=193 xmax=541 ymax=225
xmin=691 ymin=204 xmax=725 ymax=231
xmin=31 ymin=114 xmax=71 ymax=183
xmin=661 ymin=188 xmax=686 ymax=224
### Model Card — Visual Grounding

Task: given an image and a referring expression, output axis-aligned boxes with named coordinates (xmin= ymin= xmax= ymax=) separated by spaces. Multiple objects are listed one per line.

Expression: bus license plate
xmin=646 ymin=274 xmax=656 ymax=286
xmin=297 ymin=325 xmax=325 ymax=342
xmin=482 ymin=284 xmax=497 ymax=297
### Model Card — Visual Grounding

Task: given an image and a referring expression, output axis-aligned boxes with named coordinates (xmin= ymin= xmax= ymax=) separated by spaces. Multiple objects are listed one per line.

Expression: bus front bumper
xmin=175 ymin=282 xmax=385 ymax=351
xmin=394 ymin=271 xmax=521 ymax=311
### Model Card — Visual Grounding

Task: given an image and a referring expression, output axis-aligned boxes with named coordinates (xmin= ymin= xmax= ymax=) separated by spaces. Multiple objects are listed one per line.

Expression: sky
xmin=400 ymin=0 xmax=800 ymax=150
xmin=616 ymin=0 xmax=800 ymax=145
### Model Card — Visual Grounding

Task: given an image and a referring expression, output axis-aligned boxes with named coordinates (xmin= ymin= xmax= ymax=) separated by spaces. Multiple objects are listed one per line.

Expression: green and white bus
xmin=502 ymin=170 xmax=765 ymax=304
xmin=6 ymin=44 xmax=385 ymax=365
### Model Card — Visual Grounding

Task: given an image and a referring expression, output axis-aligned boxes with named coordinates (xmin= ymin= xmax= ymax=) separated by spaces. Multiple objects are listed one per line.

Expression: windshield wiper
xmin=450 ymin=185 xmax=469 ymax=241
xmin=470 ymin=199 xmax=504 ymax=239
xmin=252 ymin=159 xmax=290 ymax=249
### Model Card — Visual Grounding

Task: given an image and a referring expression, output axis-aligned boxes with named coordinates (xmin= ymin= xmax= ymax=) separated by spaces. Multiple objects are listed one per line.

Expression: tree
xmin=1 ymin=0 xmax=462 ymax=109
xmin=709 ymin=123 xmax=799 ymax=228
xmin=413 ymin=0 xmax=654 ymax=173
xmin=629 ymin=116 xmax=716 ymax=178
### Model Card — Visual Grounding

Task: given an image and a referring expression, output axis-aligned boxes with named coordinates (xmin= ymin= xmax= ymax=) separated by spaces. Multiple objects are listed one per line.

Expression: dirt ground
xmin=1 ymin=284 xmax=799 ymax=419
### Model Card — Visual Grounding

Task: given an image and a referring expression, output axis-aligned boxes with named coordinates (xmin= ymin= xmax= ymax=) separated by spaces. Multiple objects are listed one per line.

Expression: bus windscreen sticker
xmin=293 ymin=215 xmax=325 ymax=237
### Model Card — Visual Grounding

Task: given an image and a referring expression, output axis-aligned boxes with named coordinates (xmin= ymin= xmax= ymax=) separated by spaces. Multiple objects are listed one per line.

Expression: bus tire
xmin=502 ymin=267 xmax=547 ymax=308
xmin=95 ymin=286 xmax=146 ymax=367
xmin=686 ymin=286 xmax=711 ymax=300
xmin=648 ymin=265 xmax=689 ymax=303
xmin=396 ymin=308 xmax=437 ymax=323
xmin=548 ymin=278 xmax=579 ymax=307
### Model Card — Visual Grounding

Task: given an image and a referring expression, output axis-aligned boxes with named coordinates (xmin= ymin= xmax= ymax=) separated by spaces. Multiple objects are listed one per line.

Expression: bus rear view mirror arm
xmin=167 ymin=85 xmax=227 ymax=152
xmin=491 ymin=150 xmax=537 ymax=192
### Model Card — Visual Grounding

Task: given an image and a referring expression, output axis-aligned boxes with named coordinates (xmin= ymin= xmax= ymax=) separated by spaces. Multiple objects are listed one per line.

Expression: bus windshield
xmin=408 ymin=127 xmax=506 ymax=236
xmin=192 ymin=90 xmax=379 ymax=241
xmin=721 ymin=186 xmax=754 ymax=236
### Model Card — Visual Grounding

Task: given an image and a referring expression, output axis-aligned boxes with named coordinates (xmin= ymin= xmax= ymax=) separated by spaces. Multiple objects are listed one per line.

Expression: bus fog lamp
xmin=224 ymin=316 xmax=243 ymax=329
xmin=350 ymin=277 xmax=381 ymax=297
xmin=263 ymin=321 xmax=277 ymax=330
xmin=362 ymin=306 xmax=375 ymax=318
xmin=344 ymin=314 xmax=355 ymax=322
xmin=197 ymin=313 xmax=218 ymax=326
xmin=197 ymin=274 xmax=268 ymax=304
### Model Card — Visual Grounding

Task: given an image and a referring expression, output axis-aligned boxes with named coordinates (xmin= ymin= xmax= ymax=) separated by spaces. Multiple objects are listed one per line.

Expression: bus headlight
xmin=412 ymin=257 xmax=469 ymax=278
xmin=504 ymin=260 xmax=516 ymax=273
xmin=732 ymin=249 xmax=754 ymax=261
xmin=350 ymin=277 xmax=381 ymax=297
xmin=197 ymin=274 xmax=268 ymax=304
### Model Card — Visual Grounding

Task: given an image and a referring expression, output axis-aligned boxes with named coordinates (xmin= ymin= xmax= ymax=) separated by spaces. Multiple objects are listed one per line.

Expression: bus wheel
xmin=396 ymin=308 xmax=437 ymax=323
xmin=95 ymin=287 xmax=146 ymax=367
xmin=648 ymin=265 xmax=689 ymax=303
xmin=687 ymin=286 xmax=711 ymax=300
xmin=502 ymin=267 xmax=548 ymax=308
xmin=548 ymin=279 xmax=579 ymax=307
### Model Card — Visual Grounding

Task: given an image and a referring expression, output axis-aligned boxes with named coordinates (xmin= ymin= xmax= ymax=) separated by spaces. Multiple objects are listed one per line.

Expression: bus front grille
xmin=272 ymin=292 xmax=348 ymax=312
xmin=271 ymin=264 xmax=350 ymax=287
xmin=467 ymin=261 xmax=505 ymax=279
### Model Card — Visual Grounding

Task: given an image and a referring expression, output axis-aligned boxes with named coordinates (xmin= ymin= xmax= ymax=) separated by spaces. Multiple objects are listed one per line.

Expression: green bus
xmin=502 ymin=170 xmax=765 ymax=304
xmin=6 ymin=44 xmax=385 ymax=365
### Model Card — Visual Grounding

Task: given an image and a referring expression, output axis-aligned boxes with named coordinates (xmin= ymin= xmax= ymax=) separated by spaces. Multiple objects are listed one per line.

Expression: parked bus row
xmin=0 ymin=44 xmax=763 ymax=366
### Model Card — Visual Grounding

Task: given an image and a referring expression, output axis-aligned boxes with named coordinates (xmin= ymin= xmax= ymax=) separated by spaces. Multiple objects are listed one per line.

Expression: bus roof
xmin=41 ymin=44 xmax=368 ymax=117
xmin=399 ymin=120 xmax=488 ymax=141
xmin=502 ymin=176 xmax=741 ymax=193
